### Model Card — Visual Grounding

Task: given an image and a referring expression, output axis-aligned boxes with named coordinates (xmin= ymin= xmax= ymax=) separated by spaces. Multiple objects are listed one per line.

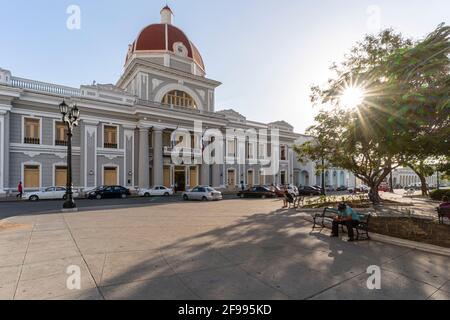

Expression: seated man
xmin=282 ymin=190 xmax=295 ymax=208
xmin=331 ymin=203 xmax=361 ymax=242
xmin=440 ymin=196 xmax=450 ymax=209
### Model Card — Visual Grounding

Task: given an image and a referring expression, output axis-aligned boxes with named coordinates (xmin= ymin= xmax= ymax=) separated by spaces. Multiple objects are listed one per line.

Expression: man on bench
xmin=331 ymin=203 xmax=361 ymax=242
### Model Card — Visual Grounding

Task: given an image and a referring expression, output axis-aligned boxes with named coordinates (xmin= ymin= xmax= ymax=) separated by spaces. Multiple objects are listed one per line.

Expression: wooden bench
xmin=437 ymin=207 xmax=450 ymax=224
xmin=312 ymin=207 xmax=371 ymax=241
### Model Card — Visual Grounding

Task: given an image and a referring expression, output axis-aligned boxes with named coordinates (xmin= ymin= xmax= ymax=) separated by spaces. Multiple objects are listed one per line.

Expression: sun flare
xmin=340 ymin=86 xmax=365 ymax=109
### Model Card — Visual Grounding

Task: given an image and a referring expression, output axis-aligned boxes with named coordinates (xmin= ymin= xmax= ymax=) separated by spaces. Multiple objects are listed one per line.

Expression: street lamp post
xmin=59 ymin=100 xmax=80 ymax=209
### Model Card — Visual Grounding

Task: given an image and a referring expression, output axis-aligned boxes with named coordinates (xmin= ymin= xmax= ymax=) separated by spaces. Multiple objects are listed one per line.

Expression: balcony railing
xmin=104 ymin=143 xmax=118 ymax=149
xmin=24 ymin=137 xmax=40 ymax=145
xmin=11 ymin=77 xmax=81 ymax=97
xmin=55 ymin=140 xmax=68 ymax=146
xmin=164 ymin=146 xmax=202 ymax=157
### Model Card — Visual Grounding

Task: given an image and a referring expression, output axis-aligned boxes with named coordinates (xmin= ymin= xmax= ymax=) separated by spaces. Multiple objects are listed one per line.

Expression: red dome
xmin=131 ymin=23 xmax=205 ymax=71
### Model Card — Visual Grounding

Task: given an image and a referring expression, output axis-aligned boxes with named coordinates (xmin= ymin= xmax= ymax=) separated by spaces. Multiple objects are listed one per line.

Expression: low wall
xmin=370 ymin=217 xmax=450 ymax=248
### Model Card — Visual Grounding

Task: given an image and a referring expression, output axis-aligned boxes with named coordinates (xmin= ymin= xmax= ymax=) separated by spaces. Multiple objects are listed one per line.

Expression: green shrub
xmin=430 ymin=189 xmax=450 ymax=201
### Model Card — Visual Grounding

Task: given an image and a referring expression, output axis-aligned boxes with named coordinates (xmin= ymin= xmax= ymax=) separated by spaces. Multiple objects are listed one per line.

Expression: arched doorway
xmin=340 ymin=171 xmax=345 ymax=187
xmin=300 ymin=171 xmax=310 ymax=187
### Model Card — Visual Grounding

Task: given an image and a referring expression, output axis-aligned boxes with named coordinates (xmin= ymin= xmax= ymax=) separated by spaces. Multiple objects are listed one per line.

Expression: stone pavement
xmin=0 ymin=199 xmax=449 ymax=300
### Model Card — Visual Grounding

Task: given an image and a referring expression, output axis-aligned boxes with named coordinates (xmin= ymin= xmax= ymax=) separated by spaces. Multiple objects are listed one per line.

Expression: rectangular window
xmin=163 ymin=132 xmax=172 ymax=148
xmin=55 ymin=122 xmax=68 ymax=146
xmin=55 ymin=166 xmax=68 ymax=187
xmin=281 ymin=145 xmax=287 ymax=161
xmin=24 ymin=118 xmax=40 ymax=145
xmin=227 ymin=140 xmax=236 ymax=158
xmin=104 ymin=126 xmax=118 ymax=149
xmin=24 ymin=165 xmax=40 ymax=189
xmin=247 ymin=142 xmax=255 ymax=160
xmin=258 ymin=144 xmax=265 ymax=159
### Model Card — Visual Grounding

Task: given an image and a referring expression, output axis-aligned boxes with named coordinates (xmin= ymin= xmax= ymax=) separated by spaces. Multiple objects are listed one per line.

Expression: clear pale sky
xmin=0 ymin=0 xmax=448 ymax=133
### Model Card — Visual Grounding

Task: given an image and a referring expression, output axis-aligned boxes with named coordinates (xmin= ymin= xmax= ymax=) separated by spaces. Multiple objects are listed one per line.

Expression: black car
xmin=238 ymin=186 xmax=276 ymax=199
xmin=298 ymin=186 xmax=321 ymax=196
xmin=88 ymin=186 xmax=131 ymax=200
xmin=336 ymin=186 xmax=348 ymax=192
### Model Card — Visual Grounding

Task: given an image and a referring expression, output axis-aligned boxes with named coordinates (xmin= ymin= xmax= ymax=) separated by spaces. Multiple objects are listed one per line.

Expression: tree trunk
xmin=418 ymin=174 xmax=429 ymax=196
xmin=368 ymin=182 xmax=382 ymax=204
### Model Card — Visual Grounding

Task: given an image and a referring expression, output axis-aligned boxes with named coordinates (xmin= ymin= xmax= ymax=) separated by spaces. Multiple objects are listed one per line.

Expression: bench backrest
xmin=437 ymin=207 xmax=450 ymax=214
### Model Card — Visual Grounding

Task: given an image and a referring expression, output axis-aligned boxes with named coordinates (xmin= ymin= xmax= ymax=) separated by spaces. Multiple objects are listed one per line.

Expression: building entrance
xmin=174 ymin=166 xmax=186 ymax=192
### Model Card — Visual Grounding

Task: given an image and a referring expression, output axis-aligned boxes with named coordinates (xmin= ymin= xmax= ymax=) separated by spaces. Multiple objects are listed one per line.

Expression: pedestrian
xmin=17 ymin=181 xmax=23 ymax=198
xmin=241 ymin=181 xmax=245 ymax=191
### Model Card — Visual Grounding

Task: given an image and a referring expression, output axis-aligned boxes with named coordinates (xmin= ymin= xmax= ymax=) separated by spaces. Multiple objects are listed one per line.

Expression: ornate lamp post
xmin=59 ymin=100 xmax=80 ymax=209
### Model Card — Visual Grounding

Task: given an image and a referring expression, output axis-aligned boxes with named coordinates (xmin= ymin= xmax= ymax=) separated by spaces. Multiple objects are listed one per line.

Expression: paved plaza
xmin=0 ymin=199 xmax=449 ymax=300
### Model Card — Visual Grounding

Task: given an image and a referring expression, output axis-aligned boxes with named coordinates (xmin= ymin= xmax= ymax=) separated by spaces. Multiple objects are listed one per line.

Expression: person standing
xmin=17 ymin=181 xmax=23 ymax=198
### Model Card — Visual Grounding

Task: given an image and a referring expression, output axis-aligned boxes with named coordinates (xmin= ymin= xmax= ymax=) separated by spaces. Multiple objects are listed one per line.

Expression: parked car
xmin=336 ymin=186 xmax=348 ymax=192
xmin=139 ymin=186 xmax=174 ymax=197
xmin=182 ymin=186 xmax=223 ymax=201
xmin=23 ymin=187 xmax=80 ymax=201
xmin=285 ymin=185 xmax=299 ymax=196
xmin=349 ymin=185 xmax=370 ymax=194
xmin=87 ymin=186 xmax=131 ymax=200
xmin=268 ymin=185 xmax=285 ymax=197
xmin=378 ymin=184 xmax=390 ymax=192
xmin=298 ymin=186 xmax=321 ymax=196
xmin=238 ymin=186 xmax=276 ymax=199
xmin=325 ymin=185 xmax=335 ymax=192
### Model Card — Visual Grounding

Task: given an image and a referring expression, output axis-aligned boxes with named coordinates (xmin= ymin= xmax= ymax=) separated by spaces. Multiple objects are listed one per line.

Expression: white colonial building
xmin=0 ymin=6 xmax=352 ymax=195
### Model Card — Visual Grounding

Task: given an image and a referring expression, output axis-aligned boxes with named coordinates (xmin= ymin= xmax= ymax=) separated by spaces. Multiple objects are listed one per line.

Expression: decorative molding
xmin=152 ymin=78 xmax=164 ymax=91
xmin=195 ymin=89 xmax=205 ymax=100
xmin=23 ymin=151 xmax=41 ymax=158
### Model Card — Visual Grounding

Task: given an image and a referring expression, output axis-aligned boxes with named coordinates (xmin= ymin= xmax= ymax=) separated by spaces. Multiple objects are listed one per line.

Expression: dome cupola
xmin=125 ymin=6 xmax=205 ymax=76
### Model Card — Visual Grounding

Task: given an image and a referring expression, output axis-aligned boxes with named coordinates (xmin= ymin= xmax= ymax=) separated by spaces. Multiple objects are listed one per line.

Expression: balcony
xmin=104 ymin=143 xmax=118 ymax=149
xmin=24 ymin=137 xmax=40 ymax=145
xmin=164 ymin=146 xmax=202 ymax=158
xmin=55 ymin=140 xmax=68 ymax=146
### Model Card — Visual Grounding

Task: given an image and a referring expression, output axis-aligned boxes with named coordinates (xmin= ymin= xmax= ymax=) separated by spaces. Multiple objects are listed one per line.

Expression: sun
xmin=340 ymin=86 xmax=365 ymax=109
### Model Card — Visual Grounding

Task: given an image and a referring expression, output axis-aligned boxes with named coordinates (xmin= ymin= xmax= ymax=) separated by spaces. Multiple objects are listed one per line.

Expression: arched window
xmin=162 ymin=90 xmax=197 ymax=109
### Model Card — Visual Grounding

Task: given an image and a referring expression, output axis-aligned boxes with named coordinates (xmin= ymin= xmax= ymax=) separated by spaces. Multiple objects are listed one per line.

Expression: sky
xmin=0 ymin=0 xmax=448 ymax=133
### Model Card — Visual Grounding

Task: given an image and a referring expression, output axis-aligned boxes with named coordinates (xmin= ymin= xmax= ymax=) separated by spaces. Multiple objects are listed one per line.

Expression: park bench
xmin=312 ymin=207 xmax=371 ymax=241
xmin=437 ymin=207 xmax=450 ymax=224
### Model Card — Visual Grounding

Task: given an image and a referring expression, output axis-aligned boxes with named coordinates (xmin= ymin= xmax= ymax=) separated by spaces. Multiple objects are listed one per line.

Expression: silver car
xmin=182 ymin=186 xmax=223 ymax=201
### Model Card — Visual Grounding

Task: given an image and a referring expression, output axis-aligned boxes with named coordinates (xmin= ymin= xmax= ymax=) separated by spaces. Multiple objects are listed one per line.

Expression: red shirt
xmin=18 ymin=184 xmax=23 ymax=192
xmin=440 ymin=202 xmax=450 ymax=209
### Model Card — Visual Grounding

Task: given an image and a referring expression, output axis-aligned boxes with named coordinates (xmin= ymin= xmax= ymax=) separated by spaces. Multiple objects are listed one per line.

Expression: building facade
xmin=1 ymin=7 xmax=320 ymax=195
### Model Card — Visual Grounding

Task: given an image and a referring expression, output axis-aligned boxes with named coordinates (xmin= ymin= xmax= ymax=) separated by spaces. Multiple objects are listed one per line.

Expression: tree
xmin=298 ymin=25 xmax=450 ymax=203
xmin=301 ymin=29 xmax=413 ymax=203
xmin=294 ymin=124 xmax=335 ymax=196
xmin=381 ymin=24 xmax=450 ymax=195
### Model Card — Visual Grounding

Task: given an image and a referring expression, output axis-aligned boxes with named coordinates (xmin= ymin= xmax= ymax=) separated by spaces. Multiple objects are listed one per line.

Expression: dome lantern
xmin=161 ymin=5 xmax=173 ymax=24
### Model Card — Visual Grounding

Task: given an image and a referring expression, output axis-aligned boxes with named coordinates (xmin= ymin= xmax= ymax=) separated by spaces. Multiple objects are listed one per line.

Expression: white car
xmin=182 ymin=186 xmax=223 ymax=201
xmin=139 ymin=186 xmax=174 ymax=197
xmin=23 ymin=187 xmax=80 ymax=201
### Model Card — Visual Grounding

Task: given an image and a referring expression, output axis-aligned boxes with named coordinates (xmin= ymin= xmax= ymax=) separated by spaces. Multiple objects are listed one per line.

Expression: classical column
xmin=0 ymin=109 xmax=7 ymax=193
xmin=200 ymin=164 xmax=210 ymax=186
xmin=153 ymin=128 xmax=164 ymax=186
xmin=212 ymin=164 xmax=221 ymax=188
xmin=138 ymin=127 xmax=150 ymax=189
